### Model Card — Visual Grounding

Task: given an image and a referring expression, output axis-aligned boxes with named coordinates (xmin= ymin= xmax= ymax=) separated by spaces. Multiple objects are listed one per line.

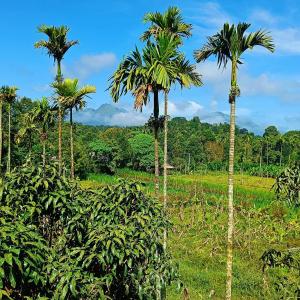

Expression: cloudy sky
xmin=0 ymin=0 xmax=299 ymax=134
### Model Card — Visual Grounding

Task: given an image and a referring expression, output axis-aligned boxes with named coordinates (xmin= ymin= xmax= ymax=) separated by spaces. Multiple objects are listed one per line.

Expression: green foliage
xmin=0 ymin=206 xmax=47 ymax=298
xmin=128 ymin=133 xmax=162 ymax=172
xmin=261 ymin=248 xmax=300 ymax=299
xmin=89 ymin=139 xmax=116 ymax=174
xmin=274 ymin=163 xmax=300 ymax=207
xmin=0 ymin=162 xmax=178 ymax=299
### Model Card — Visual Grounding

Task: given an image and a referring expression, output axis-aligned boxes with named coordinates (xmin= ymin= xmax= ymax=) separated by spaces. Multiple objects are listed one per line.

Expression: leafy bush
xmin=247 ymin=164 xmax=283 ymax=178
xmin=261 ymin=248 xmax=300 ymax=299
xmin=128 ymin=133 xmax=163 ymax=172
xmin=0 ymin=162 xmax=179 ymax=299
xmin=89 ymin=140 xmax=116 ymax=174
xmin=273 ymin=163 xmax=300 ymax=207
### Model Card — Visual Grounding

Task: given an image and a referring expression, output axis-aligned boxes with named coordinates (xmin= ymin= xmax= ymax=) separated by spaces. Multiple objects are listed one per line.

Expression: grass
xmin=81 ymin=169 xmax=300 ymax=299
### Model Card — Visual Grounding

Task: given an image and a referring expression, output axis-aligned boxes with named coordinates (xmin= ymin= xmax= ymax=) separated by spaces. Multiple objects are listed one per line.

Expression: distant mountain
xmin=73 ymin=103 xmax=261 ymax=133
xmin=200 ymin=111 xmax=230 ymax=124
xmin=73 ymin=103 xmax=127 ymax=126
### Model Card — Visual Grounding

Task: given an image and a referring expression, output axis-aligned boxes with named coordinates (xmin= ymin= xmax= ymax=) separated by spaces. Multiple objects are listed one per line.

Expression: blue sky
xmin=0 ymin=0 xmax=299 ymax=133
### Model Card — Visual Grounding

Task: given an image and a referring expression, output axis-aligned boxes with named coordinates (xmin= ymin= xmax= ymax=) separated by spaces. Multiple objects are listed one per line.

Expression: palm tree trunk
xmin=42 ymin=135 xmax=46 ymax=175
xmin=153 ymin=89 xmax=159 ymax=196
xmin=70 ymin=108 xmax=74 ymax=179
xmin=57 ymin=60 xmax=63 ymax=175
xmin=0 ymin=101 xmax=2 ymax=173
xmin=7 ymin=103 xmax=11 ymax=173
xmin=279 ymin=142 xmax=283 ymax=167
xmin=226 ymin=59 xmax=237 ymax=300
xmin=163 ymin=90 xmax=168 ymax=250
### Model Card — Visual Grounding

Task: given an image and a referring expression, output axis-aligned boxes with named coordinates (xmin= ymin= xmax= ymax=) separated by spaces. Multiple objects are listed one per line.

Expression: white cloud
xmin=197 ymin=61 xmax=300 ymax=102
xmin=193 ymin=2 xmax=231 ymax=28
xmin=164 ymin=100 xmax=203 ymax=117
xmin=64 ymin=53 xmax=117 ymax=79
xmin=33 ymin=84 xmax=51 ymax=93
xmin=109 ymin=111 xmax=148 ymax=126
xmin=272 ymin=28 xmax=300 ymax=54
xmin=250 ymin=9 xmax=279 ymax=25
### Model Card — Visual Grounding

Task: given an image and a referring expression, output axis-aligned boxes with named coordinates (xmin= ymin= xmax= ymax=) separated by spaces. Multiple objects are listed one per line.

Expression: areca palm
xmin=109 ymin=33 xmax=200 ymax=195
xmin=0 ymin=87 xmax=6 ymax=171
xmin=0 ymin=86 xmax=18 ymax=173
xmin=142 ymin=8 xmax=200 ymax=248
xmin=52 ymin=78 xmax=96 ymax=179
xmin=141 ymin=6 xmax=192 ymax=43
xmin=16 ymin=112 xmax=38 ymax=160
xmin=32 ymin=97 xmax=55 ymax=170
xmin=194 ymin=22 xmax=274 ymax=299
xmin=35 ymin=25 xmax=78 ymax=174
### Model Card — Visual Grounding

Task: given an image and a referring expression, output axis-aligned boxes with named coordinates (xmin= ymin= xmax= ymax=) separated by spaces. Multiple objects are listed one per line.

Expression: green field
xmin=81 ymin=170 xmax=300 ymax=299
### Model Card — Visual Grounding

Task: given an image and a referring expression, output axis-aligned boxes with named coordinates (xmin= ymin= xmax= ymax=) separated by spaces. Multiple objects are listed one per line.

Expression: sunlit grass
xmin=80 ymin=169 xmax=299 ymax=299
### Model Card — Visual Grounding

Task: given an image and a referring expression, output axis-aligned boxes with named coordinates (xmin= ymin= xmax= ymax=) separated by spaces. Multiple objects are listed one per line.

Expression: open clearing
xmin=81 ymin=170 xmax=299 ymax=299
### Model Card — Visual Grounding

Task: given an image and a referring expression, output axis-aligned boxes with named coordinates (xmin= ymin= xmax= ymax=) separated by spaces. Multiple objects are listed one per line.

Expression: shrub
xmin=128 ymin=133 xmax=163 ymax=172
xmin=261 ymin=248 xmax=300 ymax=298
xmin=273 ymin=163 xmax=300 ymax=207
xmin=89 ymin=140 xmax=116 ymax=174
xmin=0 ymin=162 xmax=179 ymax=299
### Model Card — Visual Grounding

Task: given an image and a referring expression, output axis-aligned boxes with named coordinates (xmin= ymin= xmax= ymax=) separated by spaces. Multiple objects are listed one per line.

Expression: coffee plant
xmin=0 ymin=162 xmax=179 ymax=299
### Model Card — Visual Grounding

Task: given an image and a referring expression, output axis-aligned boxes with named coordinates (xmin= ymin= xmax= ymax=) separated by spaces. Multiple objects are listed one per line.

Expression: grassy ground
xmin=81 ymin=169 xmax=300 ymax=299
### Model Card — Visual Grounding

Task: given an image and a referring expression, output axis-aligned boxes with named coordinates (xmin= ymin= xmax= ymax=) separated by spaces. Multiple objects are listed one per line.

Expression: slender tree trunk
xmin=163 ymin=90 xmax=168 ymax=250
xmin=7 ymin=103 xmax=11 ymax=173
xmin=29 ymin=134 xmax=32 ymax=162
xmin=70 ymin=108 xmax=74 ymax=179
xmin=266 ymin=140 xmax=269 ymax=178
xmin=279 ymin=142 xmax=283 ymax=167
xmin=226 ymin=59 xmax=237 ymax=300
xmin=0 ymin=101 xmax=2 ymax=173
xmin=153 ymin=90 xmax=159 ymax=196
xmin=42 ymin=135 xmax=46 ymax=175
xmin=57 ymin=60 xmax=63 ymax=175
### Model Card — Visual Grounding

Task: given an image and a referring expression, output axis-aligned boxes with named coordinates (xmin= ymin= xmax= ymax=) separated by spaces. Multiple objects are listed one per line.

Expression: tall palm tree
xmin=16 ymin=111 xmax=38 ymax=161
xmin=52 ymin=78 xmax=96 ymax=179
xmin=35 ymin=25 xmax=78 ymax=175
xmin=0 ymin=86 xmax=18 ymax=173
xmin=142 ymin=7 xmax=201 ymax=249
xmin=109 ymin=33 xmax=200 ymax=195
xmin=109 ymin=45 xmax=161 ymax=194
xmin=0 ymin=87 xmax=6 ymax=172
xmin=194 ymin=22 xmax=274 ymax=299
xmin=32 ymin=97 xmax=55 ymax=170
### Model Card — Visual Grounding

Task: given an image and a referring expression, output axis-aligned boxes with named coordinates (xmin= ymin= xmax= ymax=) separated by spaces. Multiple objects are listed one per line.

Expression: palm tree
xmin=52 ymin=78 xmax=96 ymax=179
xmin=16 ymin=111 xmax=38 ymax=161
xmin=194 ymin=22 xmax=274 ymax=299
xmin=32 ymin=97 xmax=55 ymax=170
xmin=35 ymin=25 xmax=78 ymax=175
xmin=109 ymin=45 xmax=161 ymax=194
xmin=0 ymin=87 xmax=6 ymax=172
xmin=142 ymin=7 xmax=201 ymax=249
xmin=141 ymin=6 xmax=192 ymax=43
xmin=109 ymin=33 xmax=200 ymax=195
xmin=0 ymin=86 xmax=18 ymax=173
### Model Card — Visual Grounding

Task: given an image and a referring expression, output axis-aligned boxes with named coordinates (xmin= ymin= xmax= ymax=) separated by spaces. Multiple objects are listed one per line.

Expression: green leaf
xmin=4 ymin=253 xmax=12 ymax=266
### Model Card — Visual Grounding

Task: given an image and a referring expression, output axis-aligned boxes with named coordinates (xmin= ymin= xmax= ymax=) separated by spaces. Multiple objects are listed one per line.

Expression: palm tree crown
xmin=109 ymin=33 xmax=201 ymax=109
xmin=35 ymin=25 xmax=78 ymax=65
xmin=141 ymin=6 xmax=192 ymax=43
xmin=0 ymin=86 xmax=18 ymax=103
xmin=194 ymin=22 xmax=275 ymax=68
xmin=52 ymin=78 xmax=96 ymax=110
xmin=32 ymin=97 xmax=55 ymax=134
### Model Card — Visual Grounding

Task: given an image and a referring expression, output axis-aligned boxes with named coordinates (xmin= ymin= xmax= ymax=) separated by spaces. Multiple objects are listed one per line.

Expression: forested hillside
xmin=6 ymin=97 xmax=300 ymax=179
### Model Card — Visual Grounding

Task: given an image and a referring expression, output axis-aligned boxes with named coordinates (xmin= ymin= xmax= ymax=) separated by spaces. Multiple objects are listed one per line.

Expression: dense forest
xmin=5 ymin=96 xmax=300 ymax=179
